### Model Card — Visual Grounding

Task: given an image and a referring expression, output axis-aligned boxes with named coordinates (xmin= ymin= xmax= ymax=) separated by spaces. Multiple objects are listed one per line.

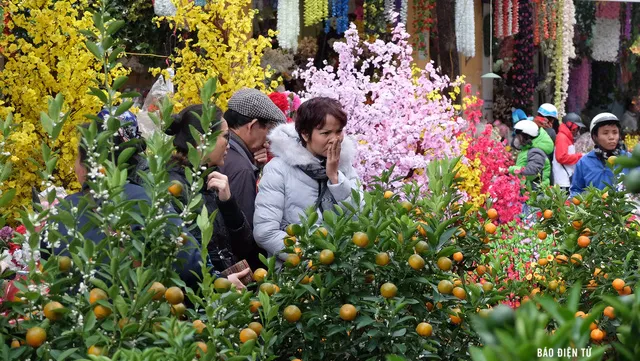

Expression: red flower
xmin=15 ymin=225 xmax=26 ymax=235
xmin=268 ymin=92 xmax=290 ymax=114
xmin=8 ymin=242 xmax=20 ymax=254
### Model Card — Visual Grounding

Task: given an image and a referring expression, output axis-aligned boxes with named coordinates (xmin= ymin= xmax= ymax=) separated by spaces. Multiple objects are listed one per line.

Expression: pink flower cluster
xmin=464 ymin=125 xmax=526 ymax=222
xmin=567 ymin=57 xmax=591 ymax=113
xmin=296 ymin=23 xmax=464 ymax=187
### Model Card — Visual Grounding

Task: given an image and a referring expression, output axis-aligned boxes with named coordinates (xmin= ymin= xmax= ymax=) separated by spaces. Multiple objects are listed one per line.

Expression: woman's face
xmin=205 ymin=119 xmax=230 ymax=167
xmin=595 ymin=124 xmax=620 ymax=151
xmin=74 ymin=155 xmax=88 ymax=184
xmin=302 ymin=115 xmax=344 ymax=157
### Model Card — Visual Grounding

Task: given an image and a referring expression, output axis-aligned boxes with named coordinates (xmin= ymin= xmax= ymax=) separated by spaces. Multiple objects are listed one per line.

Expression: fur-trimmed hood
xmin=268 ymin=123 xmax=357 ymax=171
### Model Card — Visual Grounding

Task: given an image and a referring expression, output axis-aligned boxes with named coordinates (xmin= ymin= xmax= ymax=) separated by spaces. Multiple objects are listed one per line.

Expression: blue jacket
xmin=570 ymin=150 xmax=630 ymax=197
xmin=47 ymin=183 xmax=203 ymax=287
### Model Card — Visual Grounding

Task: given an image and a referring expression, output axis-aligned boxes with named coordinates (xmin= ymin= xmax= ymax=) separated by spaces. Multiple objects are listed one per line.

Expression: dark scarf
xmin=593 ymin=143 xmax=623 ymax=163
xmin=297 ymin=157 xmax=338 ymax=214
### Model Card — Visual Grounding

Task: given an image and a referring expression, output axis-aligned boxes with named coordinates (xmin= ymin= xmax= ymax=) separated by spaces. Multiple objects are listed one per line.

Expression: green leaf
xmin=86 ymin=41 xmax=103 ymax=60
xmin=90 ymin=278 xmax=109 ymax=292
xmin=106 ymin=20 xmax=125 ymax=36
xmin=83 ymin=309 xmax=97 ymax=333
xmin=0 ymin=188 xmax=16 ymax=208
xmin=391 ymin=328 xmax=406 ymax=337
xmin=115 ymin=100 xmax=134 ymax=116
xmin=111 ymin=76 xmax=129 ymax=92
xmin=117 ymin=147 xmax=137 ymax=166
xmin=114 ymin=295 xmax=128 ymax=317
xmin=54 ymin=347 xmax=78 ymax=360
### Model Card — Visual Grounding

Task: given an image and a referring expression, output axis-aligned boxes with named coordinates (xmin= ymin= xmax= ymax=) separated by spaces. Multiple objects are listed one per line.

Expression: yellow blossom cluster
xmin=152 ymin=0 xmax=275 ymax=112
xmin=625 ymin=134 xmax=639 ymax=153
xmin=0 ymin=0 xmax=129 ymax=219
xmin=456 ymin=135 xmax=488 ymax=209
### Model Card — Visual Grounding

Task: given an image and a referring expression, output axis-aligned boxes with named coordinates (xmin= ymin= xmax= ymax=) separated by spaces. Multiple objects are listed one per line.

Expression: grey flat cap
xmin=227 ymin=88 xmax=287 ymax=124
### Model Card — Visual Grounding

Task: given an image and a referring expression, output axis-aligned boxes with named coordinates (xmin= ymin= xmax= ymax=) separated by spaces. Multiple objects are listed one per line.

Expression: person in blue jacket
xmin=570 ymin=113 xmax=630 ymax=197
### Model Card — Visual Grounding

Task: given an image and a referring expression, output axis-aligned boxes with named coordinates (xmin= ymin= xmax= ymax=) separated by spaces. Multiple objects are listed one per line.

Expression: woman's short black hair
xmin=165 ymin=104 xmax=223 ymax=155
xmin=294 ymin=97 xmax=347 ymax=147
xmin=77 ymin=121 xmax=146 ymax=165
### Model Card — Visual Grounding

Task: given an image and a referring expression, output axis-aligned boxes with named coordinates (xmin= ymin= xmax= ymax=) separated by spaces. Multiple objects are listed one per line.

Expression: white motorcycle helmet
xmin=514 ymin=119 xmax=540 ymax=138
xmin=590 ymin=112 xmax=620 ymax=135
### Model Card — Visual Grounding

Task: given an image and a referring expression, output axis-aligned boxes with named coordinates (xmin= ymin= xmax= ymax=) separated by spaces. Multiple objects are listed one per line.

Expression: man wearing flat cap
xmin=219 ymin=88 xmax=287 ymax=270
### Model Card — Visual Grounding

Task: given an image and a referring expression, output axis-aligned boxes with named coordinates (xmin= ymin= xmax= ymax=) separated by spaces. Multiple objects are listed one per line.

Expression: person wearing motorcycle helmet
xmin=552 ymin=112 xmax=585 ymax=192
xmin=508 ymin=120 xmax=552 ymax=190
xmin=534 ymin=103 xmax=559 ymax=143
xmin=96 ymin=109 xmax=148 ymax=185
xmin=570 ymin=113 xmax=631 ymax=197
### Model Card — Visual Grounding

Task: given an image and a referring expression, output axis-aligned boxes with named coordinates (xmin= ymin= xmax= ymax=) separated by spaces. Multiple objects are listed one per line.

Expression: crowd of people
xmin=507 ymin=104 xmax=630 ymax=198
xmin=44 ymin=90 xmax=636 ymax=289
xmin=48 ymin=89 xmax=361 ymax=289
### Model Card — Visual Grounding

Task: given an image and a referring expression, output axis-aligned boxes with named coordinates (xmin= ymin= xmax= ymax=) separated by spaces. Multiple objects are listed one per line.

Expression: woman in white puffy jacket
xmin=253 ymin=97 xmax=361 ymax=262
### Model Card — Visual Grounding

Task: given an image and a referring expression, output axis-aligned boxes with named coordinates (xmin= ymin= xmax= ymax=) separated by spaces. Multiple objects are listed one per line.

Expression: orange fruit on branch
xmin=249 ymin=300 xmax=261 ymax=313
xmin=284 ymin=236 xmax=297 ymax=247
xmin=572 ymin=197 xmax=581 ymax=206
xmin=44 ymin=301 xmax=64 ymax=321
xmin=482 ymin=282 xmax=494 ymax=292
xmin=253 ymin=268 xmax=267 ymax=283
xmin=168 ymin=181 xmax=183 ymax=197
xmin=248 ymin=322 xmax=263 ymax=336
xmin=283 ymin=305 xmax=302 ymax=323
xmin=383 ymin=191 xmax=394 ymax=199
xmin=94 ymin=305 xmax=112 ymax=319
xmin=484 ymin=222 xmax=497 ymax=235
xmin=375 ymin=252 xmax=390 ymax=266
xmin=170 ymin=303 xmax=186 ymax=317
xmin=380 ymin=282 xmax=398 ymax=298
xmin=457 ymin=229 xmax=466 ymax=238
xmin=339 ymin=304 xmax=358 ymax=321
xmin=612 ymin=278 xmax=625 ymax=291
xmin=88 ymin=345 xmax=104 ymax=356
xmin=416 ymin=322 xmax=433 ymax=337
xmin=58 ymin=256 xmax=72 ymax=272
xmin=352 ymin=232 xmax=369 ymax=247
xmin=285 ymin=224 xmax=296 ymax=237
xmin=437 ymin=280 xmax=454 ymax=295
xmin=437 ymin=257 xmax=453 ymax=271
xmin=452 ymin=287 xmax=466 ymax=300
xmin=26 ymin=327 xmax=46 ymax=348
xmin=590 ymin=329 xmax=604 ymax=342
xmin=538 ymin=231 xmax=547 ymax=240
xmin=487 ymin=208 xmax=498 ymax=220
xmin=196 ymin=342 xmax=207 ymax=358
xmin=408 ymin=254 xmax=425 ymax=270
xmin=543 ymin=210 xmax=553 ymax=219
xmin=555 ymin=255 xmax=568 ymax=264
xmin=149 ymin=282 xmax=166 ymax=301
xmin=476 ymin=265 xmax=487 ymax=276
xmin=259 ymin=283 xmax=276 ymax=296
xmin=453 ymin=252 xmax=464 ymax=262
xmin=89 ymin=288 xmax=108 ymax=305
xmin=165 ymin=287 xmax=184 ymax=305
xmin=193 ymin=320 xmax=206 ymax=334
xmin=572 ymin=220 xmax=583 ymax=230
xmin=286 ymin=254 xmax=301 ymax=267
xmin=570 ymin=254 xmax=582 ymax=265
xmin=10 ymin=339 xmax=20 ymax=348
xmin=319 ymin=249 xmax=335 ymax=265
xmin=577 ymin=236 xmax=591 ymax=248
xmin=240 ymin=328 xmax=258 ymax=343
xmin=604 ymin=306 xmax=615 ymax=319
xmin=537 ymin=258 xmax=548 ymax=266
xmin=450 ymin=308 xmax=462 ymax=325
xmin=415 ymin=241 xmax=429 ymax=254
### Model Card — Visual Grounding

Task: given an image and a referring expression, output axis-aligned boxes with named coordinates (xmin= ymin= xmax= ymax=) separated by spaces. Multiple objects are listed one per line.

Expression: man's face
xmin=246 ymin=120 xmax=275 ymax=152
xmin=595 ymin=124 xmax=620 ymax=151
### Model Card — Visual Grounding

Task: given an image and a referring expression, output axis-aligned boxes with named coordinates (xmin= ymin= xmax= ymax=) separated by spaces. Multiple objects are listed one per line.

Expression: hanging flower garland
xmin=595 ymin=1 xmax=620 ymax=19
xmin=278 ymin=0 xmax=300 ymax=51
xmin=505 ymin=0 xmax=512 ymax=35
xmin=304 ymin=0 xmax=329 ymax=27
xmin=592 ymin=17 xmax=621 ymax=62
xmin=549 ymin=0 xmax=557 ymax=40
xmin=556 ymin=0 xmax=575 ymax=117
xmin=495 ymin=0 xmax=504 ymax=38
xmin=364 ymin=0 xmax=387 ymax=36
xmin=566 ymin=58 xmax=591 ymax=113
xmin=412 ymin=0 xmax=435 ymax=55
xmin=509 ymin=0 xmax=535 ymax=109
xmin=624 ymin=3 xmax=632 ymax=41
xmin=335 ymin=0 xmax=349 ymax=34
xmin=512 ymin=0 xmax=519 ymax=34
xmin=533 ymin=1 xmax=540 ymax=45
xmin=455 ymin=0 xmax=475 ymax=57
xmin=400 ymin=0 xmax=408 ymax=24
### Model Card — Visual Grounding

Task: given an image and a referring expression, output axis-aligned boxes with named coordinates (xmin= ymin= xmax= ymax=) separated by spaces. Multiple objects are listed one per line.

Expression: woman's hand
xmin=227 ymin=268 xmax=251 ymax=290
xmin=207 ymin=172 xmax=231 ymax=201
xmin=325 ymin=136 xmax=343 ymax=184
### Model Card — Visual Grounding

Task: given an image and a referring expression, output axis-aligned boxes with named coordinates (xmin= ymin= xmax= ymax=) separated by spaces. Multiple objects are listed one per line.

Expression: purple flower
xmin=0 ymin=226 xmax=14 ymax=240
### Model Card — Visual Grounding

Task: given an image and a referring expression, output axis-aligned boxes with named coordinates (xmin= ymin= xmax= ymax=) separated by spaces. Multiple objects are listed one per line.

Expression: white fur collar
xmin=268 ymin=123 xmax=356 ymax=170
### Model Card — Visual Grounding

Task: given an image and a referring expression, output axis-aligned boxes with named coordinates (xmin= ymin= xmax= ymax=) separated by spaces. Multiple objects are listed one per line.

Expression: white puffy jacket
xmin=253 ymin=123 xmax=361 ymax=261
